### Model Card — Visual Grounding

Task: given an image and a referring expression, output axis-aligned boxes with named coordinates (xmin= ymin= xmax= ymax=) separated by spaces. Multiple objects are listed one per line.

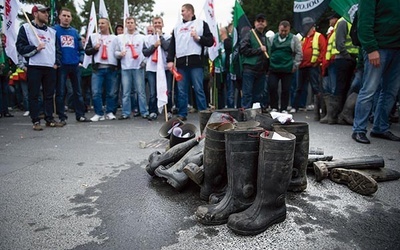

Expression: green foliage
xmin=19 ymin=0 xmax=82 ymax=29
xmin=79 ymin=0 xmax=155 ymax=34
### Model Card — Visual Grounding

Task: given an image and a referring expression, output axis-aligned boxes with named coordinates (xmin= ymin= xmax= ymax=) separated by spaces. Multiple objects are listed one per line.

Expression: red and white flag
xmin=123 ymin=0 xmax=129 ymax=24
xmin=203 ymin=0 xmax=220 ymax=61
xmin=99 ymin=0 xmax=109 ymax=18
xmin=156 ymin=41 xmax=168 ymax=113
xmin=83 ymin=1 xmax=97 ymax=69
xmin=4 ymin=0 xmax=21 ymax=64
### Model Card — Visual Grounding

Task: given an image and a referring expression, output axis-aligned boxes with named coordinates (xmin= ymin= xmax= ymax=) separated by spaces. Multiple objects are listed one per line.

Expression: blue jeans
xmin=325 ymin=61 xmax=337 ymax=95
xmin=353 ymin=49 xmax=400 ymax=134
xmin=27 ymin=66 xmax=56 ymax=123
xmin=241 ymin=70 xmax=266 ymax=109
xmin=56 ymin=64 xmax=86 ymax=120
xmin=226 ymin=73 xmax=234 ymax=108
xmin=91 ymin=67 xmax=117 ymax=116
xmin=294 ymin=66 xmax=321 ymax=109
xmin=146 ymin=71 xmax=158 ymax=114
xmin=177 ymin=67 xmax=207 ymax=117
xmin=121 ymin=68 xmax=147 ymax=117
xmin=348 ymin=69 xmax=364 ymax=94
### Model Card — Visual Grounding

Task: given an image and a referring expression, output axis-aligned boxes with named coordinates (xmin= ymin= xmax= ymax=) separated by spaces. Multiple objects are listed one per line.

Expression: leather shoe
xmin=352 ymin=132 xmax=370 ymax=144
xmin=370 ymin=131 xmax=400 ymax=141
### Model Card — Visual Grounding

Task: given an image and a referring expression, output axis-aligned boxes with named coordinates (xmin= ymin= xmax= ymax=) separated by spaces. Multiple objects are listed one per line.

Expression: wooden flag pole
xmin=251 ymin=29 xmax=269 ymax=58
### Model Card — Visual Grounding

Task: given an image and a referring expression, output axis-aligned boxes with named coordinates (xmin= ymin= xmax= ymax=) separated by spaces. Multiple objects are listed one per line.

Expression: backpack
xmin=350 ymin=11 xmax=361 ymax=46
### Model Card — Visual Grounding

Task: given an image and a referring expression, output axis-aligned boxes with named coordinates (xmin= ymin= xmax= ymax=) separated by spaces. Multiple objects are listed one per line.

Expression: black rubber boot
xmin=199 ymin=123 xmax=234 ymax=201
xmin=195 ymin=127 xmax=263 ymax=225
xmin=319 ymin=94 xmax=330 ymax=124
xmin=155 ymin=140 xmax=204 ymax=190
xmin=146 ymin=138 xmax=199 ymax=176
xmin=338 ymin=92 xmax=358 ymax=125
xmin=272 ymin=122 xmax=309 ymax=192
xmin=314 ymin=94 xmax=321 ymax=121
xmin=328 ymin=96 xmax=341 ymax=124
xmin=329 ymin=168 xmax=378 ymax=196
xmin=183 ymin=163 xmax=204 ymax=186
xmin=227 ymin=130 xmax=296 ymax=235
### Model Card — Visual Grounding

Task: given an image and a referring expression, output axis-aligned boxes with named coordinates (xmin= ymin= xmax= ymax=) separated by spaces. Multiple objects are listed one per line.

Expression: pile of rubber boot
xmin=312 ymin=155 xmax=400 ymax=195
xmin=194 ymin=127 xmax=298 ymax=236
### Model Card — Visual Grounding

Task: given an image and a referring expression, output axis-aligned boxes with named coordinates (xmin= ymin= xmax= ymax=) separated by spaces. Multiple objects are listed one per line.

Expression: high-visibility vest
xmin=331 ymin=17 xmax=359 ymax=56
xmin=311 ymin=32 xmax=321 ymax=63
xmin=325 ymin=28 xmax=335 ymax=60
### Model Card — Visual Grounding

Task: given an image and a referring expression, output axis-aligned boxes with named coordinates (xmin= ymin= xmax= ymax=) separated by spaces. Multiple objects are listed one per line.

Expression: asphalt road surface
xmin=1 ymin=109 xmax=399 ymax=250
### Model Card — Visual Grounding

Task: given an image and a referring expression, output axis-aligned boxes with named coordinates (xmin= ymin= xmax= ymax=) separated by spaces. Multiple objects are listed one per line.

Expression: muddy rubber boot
xmin=155 ymin=140 xmax=204 ymax=190
xmin=227 ymin=130 xmax=296 ymax=236
xmin=329 ymin=168 xmax=378 ymax=195
xmin=338 ymin=92 xmax=358 ymax=125
xmin=319 ymin=94 xmax=330 ymax=124
xmin=169 ymin=123 xmax=197 ymax=148
xmin=328 ymin=96 xmax=341 ymax=124
xmin=183 ymin=163 xmax=204 ymax=186
xmin=357 ymin=168 xmax=400 ymax=182
xmin=146 ymin=138 xmax=199 ymax=176
xmin=195 ymin=127 xmax=263 ymax=225
xmin=313 ymin=155 xmax=385 ymax=182
xmin=199 ymin=123 xmax=234 ymax=201
xmin=273 ymin=122 xmax=309 ymax=192
xmin=314 ymin=94 xmax=321 ymax=121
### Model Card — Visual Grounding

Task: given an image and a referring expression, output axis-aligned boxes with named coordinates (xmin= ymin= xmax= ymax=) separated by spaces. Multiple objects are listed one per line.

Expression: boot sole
xmin=329 ymin=168 xmax=378 ymax=195
xmin=154 ymin=167 xmax=187 ymax=190
xmin=228 ymin=214 xmax=286 ymax=236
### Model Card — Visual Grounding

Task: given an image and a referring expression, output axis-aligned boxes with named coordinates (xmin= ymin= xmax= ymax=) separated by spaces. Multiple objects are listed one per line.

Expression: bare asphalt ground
xmin=1 ymin=109 xmax=399 ymax=250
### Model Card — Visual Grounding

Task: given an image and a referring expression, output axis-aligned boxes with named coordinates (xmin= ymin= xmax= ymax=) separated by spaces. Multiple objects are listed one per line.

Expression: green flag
xmin=50 ymin=0 xmax=57 ymax=25
xmin=329 ymin=0 xmax=359 ymax=23
xmin=230 ymin=0 xmax=252 ymax=78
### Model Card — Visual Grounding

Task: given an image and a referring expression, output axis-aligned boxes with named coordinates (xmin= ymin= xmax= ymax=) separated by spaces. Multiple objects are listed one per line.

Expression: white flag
xmin=156 ymin=45 xmax=168 ymax=113
xmin=4 ymin=0 xmax=21 ymax=64
xmin=83 ymin=2 xmax=97 ymax=69
xmin=203 ymin=0 xmax=219 ymax=61
xmin=123 ymin=0 xmax=129 ymax=23
xmin=99 ymin=0 xmax=109 ymax=18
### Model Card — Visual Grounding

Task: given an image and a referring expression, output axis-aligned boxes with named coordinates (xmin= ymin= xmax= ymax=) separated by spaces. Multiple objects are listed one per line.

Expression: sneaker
xmin=23 ymin=111 xmax=30 ymax=117
xmin=106 ymin=112 xmax=116 ymax=120
xmin=45 ymin=120 xmax=64 ymax=127
xmin=33 ymin=122 xmax=43 ymax=131
xmin=118 ymin=115 xmax=130 ymax=120
xmin=281 ymin=110 xmax=288 ymax=114
xmin=59 ymin=120 xmax=67 ymax=126
xmin=90 ymin=114 xmax=105 ymax=122
xmin=148 ymin=113 xmax=158 ymax=121
xmin=289 ymin=108 xmax=296 ymax=113
xmin=77 ymin=117 xmax=91 ymax=122
xmin=271 ymin=108 xmax=278 ymax=112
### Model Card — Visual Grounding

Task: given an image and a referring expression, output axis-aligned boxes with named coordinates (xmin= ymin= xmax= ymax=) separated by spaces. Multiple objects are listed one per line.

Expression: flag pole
xmin=21 ymin=7 xmax=41 ymax=43
xmin=251 ymin=29 xmax=269 ymax=58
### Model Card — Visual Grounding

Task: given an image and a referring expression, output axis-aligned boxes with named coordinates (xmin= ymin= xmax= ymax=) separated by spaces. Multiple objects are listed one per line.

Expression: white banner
xmin=203 ymin=0 xmax=219 ymax=61
xmin=156 ymin=44 xmax=168 ymax=113
xmin=4 ymin=0 xmax=21 ymax=64
xmin=82 ymin=2 xmax=97 ymax=69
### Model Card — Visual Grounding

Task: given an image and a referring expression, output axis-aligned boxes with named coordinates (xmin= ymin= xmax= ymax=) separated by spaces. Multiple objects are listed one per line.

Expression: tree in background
xmin=20 ymin=0 xmax=82 ymax=29
xmin=80 ymin=0 xmax=156 ymax=34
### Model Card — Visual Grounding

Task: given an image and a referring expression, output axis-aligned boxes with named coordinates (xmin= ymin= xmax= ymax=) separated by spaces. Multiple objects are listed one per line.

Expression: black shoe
xmin=3 ymin=113 xmax=14 ymax=117
xmin=352 ymin=132 xmax=370 ymax=144
xmin=45 ymin=120 xmax=64 ymax=127
xmin=176 ymin=115 xmax=187 ymax=121
xmin=118 ymin=115 xmax=130 ymax=120
xmin=77 ymin=117 xmax=91 ymax=122
xmin=133 ymin=112 xmax=141 ymax=117
xmin=370 ymin=131 xmax=400 ymax=141
xmin=59 ymin=120 xmax=67 ymax=126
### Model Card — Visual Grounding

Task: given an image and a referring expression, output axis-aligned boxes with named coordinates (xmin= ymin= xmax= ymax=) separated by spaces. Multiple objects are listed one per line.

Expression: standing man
xmin=16 ymin=4 xmax=61 ymax=130
xmin=291 ymin=17 xmax=327 ymax=121
xmin=55 ymin=7 xmax=90 ymax=124
xmin=143 ymin=16 xmax=171 ymax=120
xmin=239 ymin=13 xmax=269 ymax=109
xmin=85 ymin=18 xmax=118 ymax=121
xmin=268 ymin=20 xmax=302 ymax=113
xmin=114 ymin=16 xmax=148 ymax=120
xmin=167 ymin=3 xmax=214 ymax=121
xmin=352 ymin=0 xmax=400 ymax=143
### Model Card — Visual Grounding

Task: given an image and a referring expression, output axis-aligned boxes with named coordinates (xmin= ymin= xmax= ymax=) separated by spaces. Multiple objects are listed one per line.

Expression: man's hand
xmin=37 ymin=42 xmax=45 ymax=51
xmin=167 ymin=62 xmax=174 ymax=71
xmin=120 ymin=50 xmax=126 ymax=57
xmin=260 ymin=45 xmax=266 ymax=52
xmin=368 ymin=51 xmax=380 ymax=67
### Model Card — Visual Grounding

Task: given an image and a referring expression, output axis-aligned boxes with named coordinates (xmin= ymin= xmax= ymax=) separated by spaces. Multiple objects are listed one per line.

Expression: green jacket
xmin=358 ymin=0 xmax=400 ymax=53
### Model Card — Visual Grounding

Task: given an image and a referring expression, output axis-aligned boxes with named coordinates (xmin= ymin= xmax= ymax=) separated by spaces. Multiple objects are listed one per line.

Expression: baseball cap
xmin=302 ymin=17 xmax=315 ymax=26
xmin=327 ymin=12 xmax=340 ymax=20
xmin=32 ymin=4 xmax=50 ymax=14
xmin=255 ymin=13 xmax=267 ymax=21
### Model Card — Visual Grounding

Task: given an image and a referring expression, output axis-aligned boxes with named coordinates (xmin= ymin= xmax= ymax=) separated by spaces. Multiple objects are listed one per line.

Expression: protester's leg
xmin=42 ymin=67 xmax=56 ymax=122
xmin=55 ymin=67 xmax=68 ymax=121
xmin=241 ymin=70 xmax=255 ymax=109
xmin=104 ymin=68 xmax=118 ymax=114
xmin=191 ymin=67 xmax=207 ymax=111
xmin=91 ymin=69 xmax=105 ymax=116
xmin=280 ymin=73 xmax=294 ymax=112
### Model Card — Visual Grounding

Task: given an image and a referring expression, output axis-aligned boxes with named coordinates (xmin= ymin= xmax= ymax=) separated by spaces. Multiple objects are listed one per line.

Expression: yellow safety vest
xmin=331 ymin=17 xmax=359 ymax=57
xmin=311 ymin=32 xmax=321 ymax=63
